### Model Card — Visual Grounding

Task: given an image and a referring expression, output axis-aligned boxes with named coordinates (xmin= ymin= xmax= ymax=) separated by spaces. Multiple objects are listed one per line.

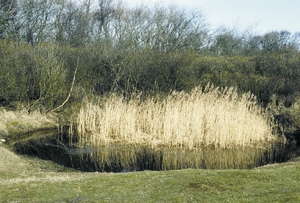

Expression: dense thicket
xmin=0 ymin=0 xmax=299 ymax=111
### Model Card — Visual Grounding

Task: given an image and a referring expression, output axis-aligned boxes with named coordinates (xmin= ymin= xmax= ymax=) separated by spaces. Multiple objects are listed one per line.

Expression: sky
xmin=123 ymin=0 xmax=300 ymax=35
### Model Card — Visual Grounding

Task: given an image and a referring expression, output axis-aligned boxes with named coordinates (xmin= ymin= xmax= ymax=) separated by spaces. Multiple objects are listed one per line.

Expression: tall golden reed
xmin=76 ymin=85 xmax=277 ymax=150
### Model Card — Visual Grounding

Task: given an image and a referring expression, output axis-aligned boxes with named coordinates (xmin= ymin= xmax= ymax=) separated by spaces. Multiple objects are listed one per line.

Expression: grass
xmin=1 ymin=142 xmax=300 ymax=202
xmin=0 ymin=107 xmax=58 ymax=143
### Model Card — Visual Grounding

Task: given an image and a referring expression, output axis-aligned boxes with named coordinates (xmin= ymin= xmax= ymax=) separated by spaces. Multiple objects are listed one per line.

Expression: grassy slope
xmin=0 ymin=108 xmax=58 ymax=140
xmin=1 ymin=143 xmax=300 ymax=203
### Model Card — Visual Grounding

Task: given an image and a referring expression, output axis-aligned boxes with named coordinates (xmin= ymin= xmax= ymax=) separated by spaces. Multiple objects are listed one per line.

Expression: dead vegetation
xmin=75 ymin=85 xmax=284 ymax=170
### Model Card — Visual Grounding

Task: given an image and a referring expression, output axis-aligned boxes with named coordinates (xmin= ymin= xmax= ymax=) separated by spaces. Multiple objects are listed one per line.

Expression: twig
xmin=51 ymin=55 xmax=80 ymax=112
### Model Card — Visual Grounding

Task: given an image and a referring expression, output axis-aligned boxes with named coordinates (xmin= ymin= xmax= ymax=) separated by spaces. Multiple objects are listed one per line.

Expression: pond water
xmin=11 ymin=126 xmax=300 ymax=172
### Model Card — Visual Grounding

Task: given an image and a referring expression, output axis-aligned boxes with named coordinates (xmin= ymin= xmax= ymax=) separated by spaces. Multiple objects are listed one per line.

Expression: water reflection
xmin=12 ymin=127 xmax=299 ymax=172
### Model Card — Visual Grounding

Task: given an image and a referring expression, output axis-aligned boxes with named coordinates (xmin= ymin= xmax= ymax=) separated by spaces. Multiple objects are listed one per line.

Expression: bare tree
xmin=16 ymin=0 xmax=56 ymax=45
xmin=0 ymin=0 xmax=18 ymax=39
xmin=106 ymin=5 xmax=209 ymax=52
xmin=55 ymin=0 xmax=94 ymax=47
xmin=207 ymin=27 xmax=248 ymax=55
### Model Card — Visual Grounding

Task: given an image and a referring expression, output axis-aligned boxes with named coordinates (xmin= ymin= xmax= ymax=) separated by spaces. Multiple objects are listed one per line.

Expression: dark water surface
xmin=11 ymin=127 xmax=300 ymax=172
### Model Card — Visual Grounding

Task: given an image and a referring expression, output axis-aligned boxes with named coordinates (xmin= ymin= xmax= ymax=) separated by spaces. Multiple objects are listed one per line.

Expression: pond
xmin=11 ymin=126 xmax=300 ymax=172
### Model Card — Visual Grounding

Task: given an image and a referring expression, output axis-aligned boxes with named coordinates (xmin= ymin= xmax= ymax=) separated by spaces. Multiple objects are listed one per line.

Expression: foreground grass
xmin=1 ymin=144 xmax=300 ymax=203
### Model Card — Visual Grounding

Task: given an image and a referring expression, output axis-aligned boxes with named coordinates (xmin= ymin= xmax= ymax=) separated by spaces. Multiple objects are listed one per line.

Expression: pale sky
xmin=124 ymin=0 xmax=300 ymax=35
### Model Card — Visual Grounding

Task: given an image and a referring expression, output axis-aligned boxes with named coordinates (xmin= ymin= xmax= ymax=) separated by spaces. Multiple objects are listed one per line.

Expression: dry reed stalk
xmin=77 ymin=85 xmax=277 ymax=149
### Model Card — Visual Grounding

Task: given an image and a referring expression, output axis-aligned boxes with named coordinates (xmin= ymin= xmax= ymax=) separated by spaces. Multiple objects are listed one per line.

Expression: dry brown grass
xmin=77 ymin=85 xmax=278 ymax=150
xmin=0 ymin=108 xmax=57 ymax=138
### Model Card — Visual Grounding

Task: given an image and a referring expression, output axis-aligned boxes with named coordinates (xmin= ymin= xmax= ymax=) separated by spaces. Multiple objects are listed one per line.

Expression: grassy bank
xmin=1 ymin=143 xmax=300 ymax=202
xmin=0 ymin=107 xmax=57 ymax=142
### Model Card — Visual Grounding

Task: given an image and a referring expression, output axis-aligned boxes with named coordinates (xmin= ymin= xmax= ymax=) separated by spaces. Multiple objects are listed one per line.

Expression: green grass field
xmin=1 ymin=142 xmax=300 ymax=203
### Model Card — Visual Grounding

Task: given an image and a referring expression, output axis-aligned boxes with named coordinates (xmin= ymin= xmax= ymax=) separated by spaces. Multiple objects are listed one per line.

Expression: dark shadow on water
xmin=11 ymin=126 xmax=300 ymax=172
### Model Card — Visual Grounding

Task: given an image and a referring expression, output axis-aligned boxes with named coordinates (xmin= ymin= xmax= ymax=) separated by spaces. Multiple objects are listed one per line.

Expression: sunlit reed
xmin=75 ymin=85 xmax=283 ymax=171
xmin=77 ymin=85 xmax=277 ymax=149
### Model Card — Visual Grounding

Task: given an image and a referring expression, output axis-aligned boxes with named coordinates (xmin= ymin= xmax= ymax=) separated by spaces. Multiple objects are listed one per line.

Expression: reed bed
xmin=77 ymin=85 xmax=277 ymax=150
xmin=74 ymin=85 xmax=285 ymax=171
